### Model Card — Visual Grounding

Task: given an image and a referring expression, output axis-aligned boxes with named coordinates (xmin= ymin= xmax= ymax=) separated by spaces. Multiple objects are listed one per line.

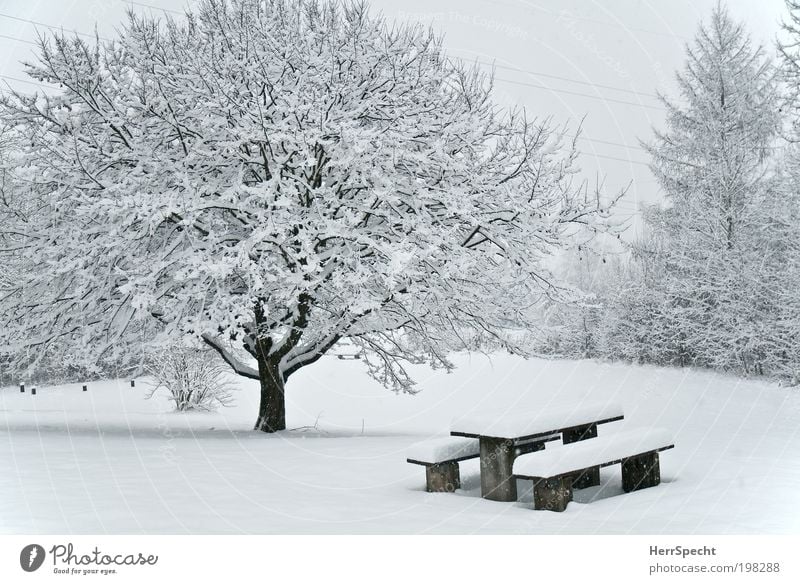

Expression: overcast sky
xmin=0 ymin=0 xmax=791 ymax=230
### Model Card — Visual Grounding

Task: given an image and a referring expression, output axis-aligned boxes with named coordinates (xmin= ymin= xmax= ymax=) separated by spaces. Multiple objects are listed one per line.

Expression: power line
xmin=584 ymin=152 xmax=650 ymax=167
xmin=122 ymin=1 xmax=184 ymax=15
xmin=3 ymin=9 xmax=664 ymax=107
xmin=0 ymin=33 xmax=38 ymax=46
xmin=0 ymin=75 xmax=653 ymax=156
xmin=0 ymin=12 xmax=111 ymax=43
xmin=495 ymin=76 xmax=667 ymax=112
xmin=0 ymin=32 xmax=664 ymax=110
xmin=570 ymin=134 xmax=645 ymax=152
xmin=125 ymin=0 xmax=687 ymax=43
xmin=457 ymin=57 xmax=661 ymax=100
xmin=0 ymin=78 xmax=655 ymax=155
xmin=0 ymin=8 xmax=660 ymax=164
xmin=0 ymin=12 xmax=667 ymax=113
xmin=476 ymin=0 xmax=690 ymax=42
xmin=0 ymin=69 xmax=656 ymax=160
xmin=0 ymin=73 xmax=52 ymax=89
xmin=124 ymin=2 xmax=666 ymax=103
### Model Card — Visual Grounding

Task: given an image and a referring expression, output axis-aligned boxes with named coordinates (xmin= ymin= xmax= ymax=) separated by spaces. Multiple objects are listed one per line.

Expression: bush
xmin=145 ymin=348 xmax=237 ymax=412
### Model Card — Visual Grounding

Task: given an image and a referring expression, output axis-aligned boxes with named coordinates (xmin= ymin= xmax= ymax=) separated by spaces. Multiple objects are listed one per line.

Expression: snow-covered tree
xmin=778 ymin=0 xmax=800 ymax=134
xmin=531 ymin=237 xmax=624 ymax=359
xmin=0 ymin=0 xmax=612 ymax=431
xmin=639 ymin=4 xmax=791 ymax=376
xmin=0 ymin=125 xmax=23 ymax=290
xmin=145 ymin=347 xmax=237 ymax=412
xmin=0 ymin=124 xmax=25 ymax=384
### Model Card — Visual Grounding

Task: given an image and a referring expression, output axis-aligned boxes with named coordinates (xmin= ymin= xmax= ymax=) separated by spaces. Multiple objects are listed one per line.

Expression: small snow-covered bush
xmin=146 ymin=348 xmax=237 ymax=412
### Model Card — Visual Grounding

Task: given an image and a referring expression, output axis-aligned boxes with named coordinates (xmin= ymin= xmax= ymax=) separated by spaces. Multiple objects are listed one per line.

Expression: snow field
xmin=1 ymin=354 xmax=799 ymax=534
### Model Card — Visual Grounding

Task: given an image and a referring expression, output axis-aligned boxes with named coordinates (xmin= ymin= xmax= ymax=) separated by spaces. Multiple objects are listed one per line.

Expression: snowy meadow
xmin=2 ymin=355 xmax=798 ymax=534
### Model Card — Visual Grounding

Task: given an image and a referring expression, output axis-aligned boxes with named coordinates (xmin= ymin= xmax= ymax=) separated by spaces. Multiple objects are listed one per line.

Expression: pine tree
xmin=639 ymin=4 xmax=788 ymax=375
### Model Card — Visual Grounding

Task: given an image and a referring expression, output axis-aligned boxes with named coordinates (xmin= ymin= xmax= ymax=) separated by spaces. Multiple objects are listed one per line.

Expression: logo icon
xmin=20 ymin=544 xmax=46 ymax=572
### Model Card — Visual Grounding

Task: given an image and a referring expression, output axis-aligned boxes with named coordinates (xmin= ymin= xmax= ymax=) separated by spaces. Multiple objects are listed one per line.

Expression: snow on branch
xmin=0 ymin=0 xmax=619 ymax=387
xmin=201 ymin=334 xmax=260 ymax=380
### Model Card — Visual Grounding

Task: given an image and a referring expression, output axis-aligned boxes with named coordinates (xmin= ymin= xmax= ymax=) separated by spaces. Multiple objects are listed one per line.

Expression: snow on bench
xmin=406 ymin=436 xmax=479 ymax=493
xmin=513 ymin=427 xmax=674 ymax=511
xmin=406 ymin=436 xmax=480 ymax=465
xmin=450 ymin=400 xmax=624 ymax=441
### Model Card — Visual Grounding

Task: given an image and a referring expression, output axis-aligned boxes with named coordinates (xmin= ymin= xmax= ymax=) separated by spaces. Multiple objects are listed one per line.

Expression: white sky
xmin=0 ymin=0 xmax=791 ymax=229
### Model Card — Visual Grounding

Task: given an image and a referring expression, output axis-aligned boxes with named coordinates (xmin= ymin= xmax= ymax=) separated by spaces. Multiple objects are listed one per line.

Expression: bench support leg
xmin=533 ymin=477 xmax=573 ymax=512
xmin=479 ymin=437 xmax=517 ymax=502
xmin=425 ymin=461 xmax=460 ymax=493
xmin=562 ymin=423 xmax=601 ymax=489
xmin=621 ymin=452 xmax=661 ymax=493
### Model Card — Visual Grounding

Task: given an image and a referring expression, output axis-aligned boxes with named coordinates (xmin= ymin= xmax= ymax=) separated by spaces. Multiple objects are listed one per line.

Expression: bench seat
xmin=407 ymin=436 xmax=480 ymax=465
xmin=407 ymin=437 xmax=479 ymax=492
xmin=513 ymin=427 xmax=674 ymax=511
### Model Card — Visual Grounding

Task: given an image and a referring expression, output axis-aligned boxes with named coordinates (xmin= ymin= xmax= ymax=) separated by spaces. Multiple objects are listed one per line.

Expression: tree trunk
xmin=254 ymin=356 xmax=286 ymax=432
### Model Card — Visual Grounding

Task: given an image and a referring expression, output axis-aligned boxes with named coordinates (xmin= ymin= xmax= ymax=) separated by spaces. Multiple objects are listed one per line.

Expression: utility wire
xmin=122 ymin=1 xmax=184 ymax=15
xmin=457 ymin=57 xmax=661 ymax=100
xmin=0 ymin=73 xmax=51 ymax=89
xmin=569 ymin=134 xmax=646 ymax=152
xmin=0 ymin=8 xmax=660 ymax=162
xmin=495 ymin=77 xmax=666 ymax=112
xmin=0 ymin=69 xmax=655 ymax=158
xmin=476 ymin=0 xmax=690 ymax=42
xmin=0 ymin=32 xmax=37 ymax=46
xmin=0 ymin=12 xmax=111 ymax=42
xmin=584 ymin=153 xmax=650 ymax=167
xmin=1 ymin=12 xmax=664 ymax=110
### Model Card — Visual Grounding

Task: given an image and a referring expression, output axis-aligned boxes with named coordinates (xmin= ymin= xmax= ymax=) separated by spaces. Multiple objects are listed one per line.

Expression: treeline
xmin=537 ymin=4 xmax=800 ymax=384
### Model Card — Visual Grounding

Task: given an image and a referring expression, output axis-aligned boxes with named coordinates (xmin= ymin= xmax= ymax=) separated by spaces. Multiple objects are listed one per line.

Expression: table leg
xmin=479 ymin=436 xmax=517 ymax=502
xmin=562 ymin=423 xmax=600 ymax=489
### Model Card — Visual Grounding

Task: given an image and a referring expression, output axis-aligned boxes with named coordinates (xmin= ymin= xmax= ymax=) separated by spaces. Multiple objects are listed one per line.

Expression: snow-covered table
xmin=450 ymin=401 xmax=624 ymax=501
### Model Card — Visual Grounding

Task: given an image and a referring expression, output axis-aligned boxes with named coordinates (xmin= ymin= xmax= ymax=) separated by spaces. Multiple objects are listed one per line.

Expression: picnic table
xmin=450 ymin=401 xmax=624 ymax=501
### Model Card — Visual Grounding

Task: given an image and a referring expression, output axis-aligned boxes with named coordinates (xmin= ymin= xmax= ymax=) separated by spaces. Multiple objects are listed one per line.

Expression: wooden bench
xmin=513 ymin=428 xmax=674 ymax=511
xmin=406 ymin=437 xmax=480 ymax=492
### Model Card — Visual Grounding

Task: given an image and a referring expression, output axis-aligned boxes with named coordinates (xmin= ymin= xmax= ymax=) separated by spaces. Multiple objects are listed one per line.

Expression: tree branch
xmin=202 ymin=333 xmax=260 ymax=379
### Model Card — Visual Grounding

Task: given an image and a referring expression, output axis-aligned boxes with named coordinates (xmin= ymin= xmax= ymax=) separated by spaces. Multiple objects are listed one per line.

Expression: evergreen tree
xmin=639 ymin=4 xmax=789 ymax=375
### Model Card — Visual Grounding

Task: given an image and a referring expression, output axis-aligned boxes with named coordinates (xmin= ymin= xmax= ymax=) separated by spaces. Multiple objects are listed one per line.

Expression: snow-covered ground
xmin=1 ymin=354 xmax=798 ymax=534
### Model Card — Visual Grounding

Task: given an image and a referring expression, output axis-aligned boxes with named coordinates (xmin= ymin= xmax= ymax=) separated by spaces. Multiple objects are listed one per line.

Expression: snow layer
xmin=1 ymin=354 xmax=799 ymax=534
xmin=406 ymin=436 xmax=479 ymax=464
xmin=451 ymin=400 xmax=624 ymax=439
xmin=513 ymin=428 xmax=674 ymax=479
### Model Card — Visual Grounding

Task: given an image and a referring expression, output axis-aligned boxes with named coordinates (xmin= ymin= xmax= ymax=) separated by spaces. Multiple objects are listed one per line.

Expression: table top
xmin=450 ymin=400 xmax=624 ymax=442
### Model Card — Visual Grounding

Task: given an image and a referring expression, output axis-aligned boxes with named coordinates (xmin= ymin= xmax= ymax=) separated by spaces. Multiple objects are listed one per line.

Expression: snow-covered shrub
xmin=145 ymin=349 xmax=237 ymax=412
